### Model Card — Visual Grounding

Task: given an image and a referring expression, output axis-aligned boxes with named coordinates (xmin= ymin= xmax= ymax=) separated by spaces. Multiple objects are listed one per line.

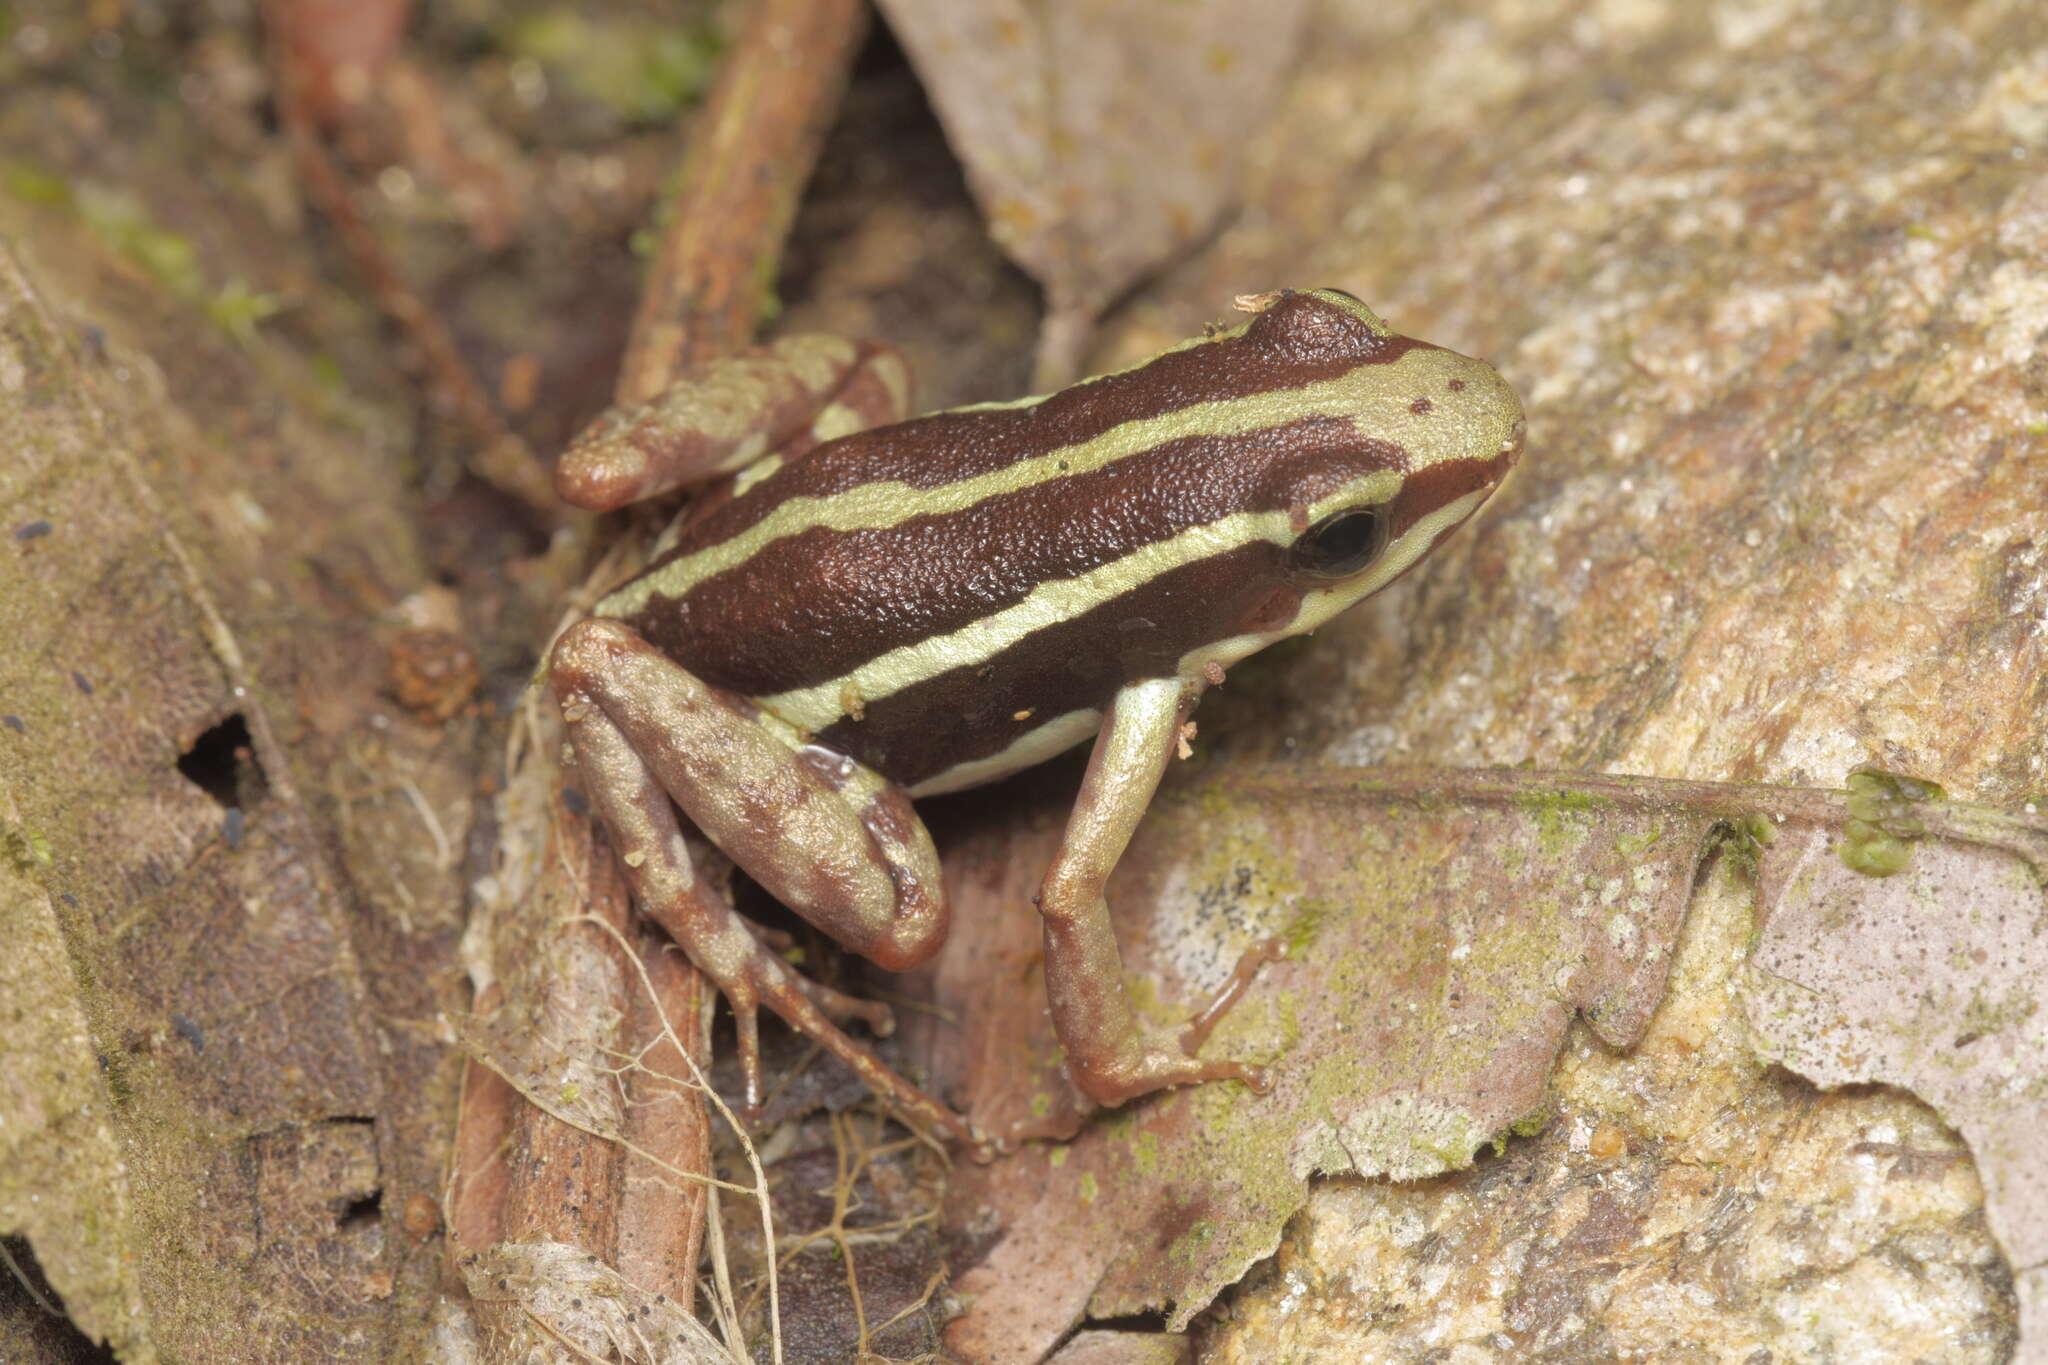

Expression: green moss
xmin=1171 ymin=1220 xmax=1217 ymax=1262
xmin=503 ymin=10 xmax=723 ymax=125
xmin=205 ymin=280 xmax=283 ymax=347
xmin=1283 ymin=903 xmax=1325 ymax=956
xmin=1839 ymin=819 xmax=1910 ymax=876
xmin=1491 ymin=1103 xmax=1554 ymax=1154
xmin=5 ymin=166 xmax=281 ymax=346
xmin=1838 ymin=768 xmax=1946 ymax=877
xmin=1 ymin=159 xmax=74 ymax=207
xmin=1720 ymin=811 xmax=1777 ymax=880
xmin=99 ymin=1049 xmax=134 ymax=1107
xmin=1274 ymin=989 xmax=1301 ymax=1052
xmin=1512 ymin=786 xmax=1609 ymax=816
xmin=1512 ymin=786 xmax=1607 ymax=857
xmin=1613 ymin=820 xmax=1665 ymax=859
xmin=1131 ymin=1130 xmax=1161 ymax=1176
xmin=3 ymin=823 xmax=52 ymax=872
xmin=1845 ymin=767 xmax=1945 ymax=816
xmin=1078 ymin=1171 xmax=1099 ymax=1205
xmin=76 ymin=184 xmax=205 ymax=299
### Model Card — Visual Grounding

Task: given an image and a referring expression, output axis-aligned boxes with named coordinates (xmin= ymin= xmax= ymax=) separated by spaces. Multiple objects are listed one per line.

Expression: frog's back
xmin=596 ymin=291 xmax=1520 ymax=792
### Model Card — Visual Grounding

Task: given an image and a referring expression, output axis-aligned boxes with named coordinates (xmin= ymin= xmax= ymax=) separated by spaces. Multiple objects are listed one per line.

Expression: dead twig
xmin=618 ymin=0 xmax=870 ymax=400
xmin=261 ymin=0 xmax=559 ymax=517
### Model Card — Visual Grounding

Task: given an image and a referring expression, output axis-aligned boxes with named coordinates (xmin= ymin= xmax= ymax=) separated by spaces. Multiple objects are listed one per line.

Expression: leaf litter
xmin=922 ymin=765 xmax=2048 ymax=1363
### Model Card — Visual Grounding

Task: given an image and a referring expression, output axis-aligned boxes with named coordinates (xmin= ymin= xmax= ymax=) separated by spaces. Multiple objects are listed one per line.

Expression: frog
xmin=548 ymin=288 xmax=1525 ymax=1149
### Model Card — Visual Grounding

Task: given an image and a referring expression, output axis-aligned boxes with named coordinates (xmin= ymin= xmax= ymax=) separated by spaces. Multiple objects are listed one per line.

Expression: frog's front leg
xmin=550 ymin=617 xmax=978 ymax=1147
xmin=1037 ymin=677 xmax=1285 ymax=1108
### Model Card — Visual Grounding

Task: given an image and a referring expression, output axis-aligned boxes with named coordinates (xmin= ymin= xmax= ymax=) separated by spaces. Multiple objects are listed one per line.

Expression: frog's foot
xmin=1068 ymin=1047 xmax=1273 ymax=1109
xmin=1179 ymin=935 xmax=1288 ymax=1056
xmin=1036 ymin=681 xmax=1283 ymax=1111
xmin=552 ymin=619 xmax=983 ymax=1154
xmin=736 ymin=916 xmax=896 ymax=1034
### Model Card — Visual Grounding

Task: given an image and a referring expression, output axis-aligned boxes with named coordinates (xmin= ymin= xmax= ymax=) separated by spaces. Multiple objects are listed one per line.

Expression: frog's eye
xmin=1290 ymin=506 xmax=1391 ymax=579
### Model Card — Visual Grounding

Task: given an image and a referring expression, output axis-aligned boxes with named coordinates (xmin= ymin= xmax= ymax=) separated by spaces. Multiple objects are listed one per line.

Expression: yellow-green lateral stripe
xmin=757 ymin=472 xmax=1401 ymax=732
xmin=595 ymin=345 xmax=1495 ymax=620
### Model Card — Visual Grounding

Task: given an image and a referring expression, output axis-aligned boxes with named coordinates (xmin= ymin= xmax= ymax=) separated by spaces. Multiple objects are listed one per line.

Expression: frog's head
xmin=1174 ymin=287 xmax=1525 ymax=673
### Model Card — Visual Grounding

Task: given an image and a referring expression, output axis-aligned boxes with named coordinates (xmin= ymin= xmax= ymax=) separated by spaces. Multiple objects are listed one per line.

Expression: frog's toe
xmin=789 ymin=972 xmax=896 ymax=1037
xmin=1178 ymin=934 xmax=1288 ymax=1055
xmin=729 ymin=991 xmax=767 ymax=1120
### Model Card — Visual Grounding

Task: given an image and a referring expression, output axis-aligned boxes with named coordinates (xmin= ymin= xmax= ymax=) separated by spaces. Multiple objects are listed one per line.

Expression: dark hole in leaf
xmin=176 ymin=713 xmax=267 ymax=812
xmin=1075 ymin=1310 xmax=1172 ymax=1334
xmin=0 ymin=1235 xmax=117 ymax=1362
xmin=337 ymin=1189 xmax=383 ymax=1233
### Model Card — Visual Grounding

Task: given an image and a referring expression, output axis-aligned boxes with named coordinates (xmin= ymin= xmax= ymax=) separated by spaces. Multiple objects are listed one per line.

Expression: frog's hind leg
xmin=550 ymin=617 xmax=976 ymax=1148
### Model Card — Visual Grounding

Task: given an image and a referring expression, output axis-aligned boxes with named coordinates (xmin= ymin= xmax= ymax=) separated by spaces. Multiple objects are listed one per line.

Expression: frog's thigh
xmin=551 ymin=618 xmax=947 ymax=972
xmin=1036 ymin=677 xmax=1270 ymax=1108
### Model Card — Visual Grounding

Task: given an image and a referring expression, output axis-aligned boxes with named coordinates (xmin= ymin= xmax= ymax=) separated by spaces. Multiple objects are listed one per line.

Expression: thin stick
xmin=616 ymin=935 xmax=715 ymax=1307
xmin=263 ymin=4 xmax=560 ymax=517
xmin=617 ymin=0 xmax=870 ymax=401
xmin=573 ymin=913 xmax=784 ymax=1365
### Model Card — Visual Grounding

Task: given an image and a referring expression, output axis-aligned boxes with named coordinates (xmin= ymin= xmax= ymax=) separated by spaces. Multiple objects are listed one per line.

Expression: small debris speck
xmin=71 ymin=671 xmax=94 ymax=695
xmin=223 ymin=806 xmax=245 ymax=849
xmin=14 ymin=520 xmax=53 ymax=541
xmin=2 ymin=715 xmax=23 ymax=733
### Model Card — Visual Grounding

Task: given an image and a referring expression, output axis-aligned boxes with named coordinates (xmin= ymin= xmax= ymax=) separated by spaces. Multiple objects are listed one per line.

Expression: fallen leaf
xmin=927 ymin=769 xmax=2048 ymax=1362
xmin=876 ymin=0 xmax=1312 ymax=381
xmin=1744 ymin=817 xmax=2048 ymax=1356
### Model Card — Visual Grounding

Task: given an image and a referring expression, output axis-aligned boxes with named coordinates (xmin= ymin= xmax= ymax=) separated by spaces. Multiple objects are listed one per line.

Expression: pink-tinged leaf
xmin=927 ymin=768 xmax=1713 ymax=1359
xmin=920 ymin=768 xmax=2048 ymax=1363
xmin=1745 ymin=819 xmax=2048 ymax=1358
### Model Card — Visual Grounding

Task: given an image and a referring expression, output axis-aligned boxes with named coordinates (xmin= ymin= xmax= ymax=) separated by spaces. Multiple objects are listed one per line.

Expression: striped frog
xmin=550 ymin=289 xmax=1524 ymax=1148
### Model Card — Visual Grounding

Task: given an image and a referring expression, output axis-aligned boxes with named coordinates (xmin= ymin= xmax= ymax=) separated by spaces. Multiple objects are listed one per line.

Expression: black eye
xmin=1291 ymin=506 xmax=1390 ymax=578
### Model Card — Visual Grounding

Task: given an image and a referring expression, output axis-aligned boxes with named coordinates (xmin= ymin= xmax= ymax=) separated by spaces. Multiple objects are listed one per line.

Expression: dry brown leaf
xmin=876 ymin=0 xmax=1312 ymax=381
xmin=0 ymin=222 xmax=438 ymax=1357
